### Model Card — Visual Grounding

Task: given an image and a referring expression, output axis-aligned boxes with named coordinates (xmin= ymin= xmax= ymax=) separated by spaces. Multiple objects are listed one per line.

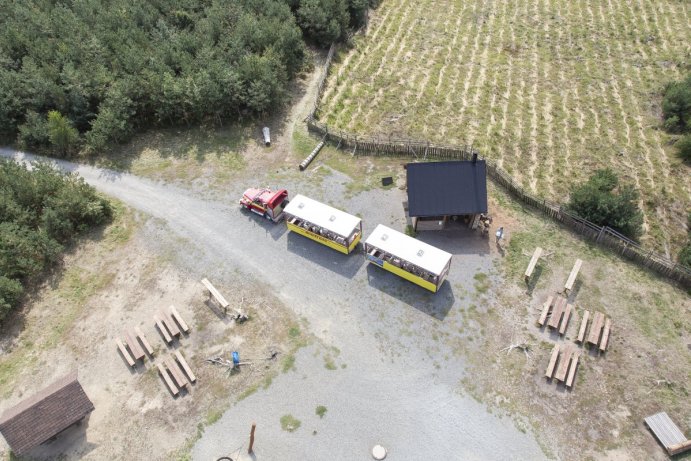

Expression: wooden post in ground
xmin=248 ymin=422 xmax=256 ymax=454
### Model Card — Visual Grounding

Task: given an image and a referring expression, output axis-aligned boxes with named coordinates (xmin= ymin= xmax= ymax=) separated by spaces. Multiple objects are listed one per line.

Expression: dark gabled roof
xmin=0 ymin=371 xmax=94 ymax=455
xmin=406 ymin=160 xmax=488 ymax=217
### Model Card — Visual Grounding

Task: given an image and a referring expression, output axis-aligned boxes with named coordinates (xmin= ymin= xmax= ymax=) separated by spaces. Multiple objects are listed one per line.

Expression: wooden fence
xmin=306 ymin=45 xmax=691 ymax=288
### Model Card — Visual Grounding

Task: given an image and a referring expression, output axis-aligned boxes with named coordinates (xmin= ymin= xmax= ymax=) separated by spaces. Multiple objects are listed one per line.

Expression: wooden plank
xmin=545 ymin=344 xmax=560 ymax=378
xmin=159 ymin=309 xmax=180 ymax=337
xmin=565 ymin=352 xmax=580 ymax=388
xmin=548 ymin=297 xmax=566 ymax=329
xmin=170 ymin=305 xmax=190 ymax=333
xmin=124 ymin=329 xmax=145 ymax=360
xmin=201 ymin=278 xmax=229 ymax=309
xmin=157 ymin=363 xmax=179 ymax=396
xmin=668 ymin=440 xmax=691 ymax=456
xmin=154 ymin=315 xmax=173 ymax=344
xmin=174 ymin=350 xmax=197 ymax=383
xmin=576 ymin=310 xmax=590 ymax=343
xmin=134 ymin=326 xmax=154 ymax=356
xmin=559 ymin=303 xmax=573 ymax=335
xmin=537 ymin=296 xmax=553 ymax=327
xmin=587 ymin=312 xmax=605 ymax=345
xmin=165 ymin=356 xmax=188 ymax=388
xmin=524 ymin=247 xmax=543 ymax=281
xmin=116 ymin=338 xmax=135 ymax=367
xmin=564 ymin=258 xmax=583 ymax=292
xmin=555 ymin=346 xmax=574 ymax=382
xmin=599 ymin=318 xmax=612 ymax=351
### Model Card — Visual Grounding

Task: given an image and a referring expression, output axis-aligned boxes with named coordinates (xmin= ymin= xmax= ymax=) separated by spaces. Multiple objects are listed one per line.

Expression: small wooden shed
xmin=0 ymin=371 xmax=94 ymax=456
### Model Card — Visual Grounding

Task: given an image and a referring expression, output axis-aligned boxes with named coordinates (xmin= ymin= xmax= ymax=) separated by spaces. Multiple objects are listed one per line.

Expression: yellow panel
xmin=348 ymin=233 xmax=362 ymax=252
xmin=379 ymin=261 xmax=438 ymax=292
xmin=287 ymin=222 xmax=350 ymax=254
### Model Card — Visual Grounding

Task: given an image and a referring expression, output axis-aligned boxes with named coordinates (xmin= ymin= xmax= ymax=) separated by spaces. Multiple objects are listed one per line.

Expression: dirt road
xmin=1 ymin=148 xmax=546 ymax=460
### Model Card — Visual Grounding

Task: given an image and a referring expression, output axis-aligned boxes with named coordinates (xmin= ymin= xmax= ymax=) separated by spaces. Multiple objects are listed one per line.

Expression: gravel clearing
xmin=1 ymin=149 xmax=546 ymax=460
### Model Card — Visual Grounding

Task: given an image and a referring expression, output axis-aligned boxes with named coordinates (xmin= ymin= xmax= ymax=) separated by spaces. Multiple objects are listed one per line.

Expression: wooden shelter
xmin=0 ymin=371 xmax=94 ymax=456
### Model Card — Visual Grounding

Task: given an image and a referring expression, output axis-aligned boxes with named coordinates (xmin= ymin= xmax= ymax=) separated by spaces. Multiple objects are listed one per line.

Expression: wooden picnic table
xmin=545 ymin=344 xmax=560 ymax=379
xmin=154 ymin=314 xmax=173 ymax=344
xmin=124 ymin=329 xmax=145 ymax=361
xmin=555 ymin=345 xmax=575 ymax=382
xmin=576 ymin=310 xmax=590 ymax=343
xmin=201 ymin=278 xmax=229 ymax=311
xmin=548 ymin=296 xmax=566 ymax=329
xmin=164 ymin=356 xmax=189 ymax=389
xmin=116 ymin=338 xmax=135 ymax=367
xmin=157 ymin=363 xmax=179 ymax=396
xmin=175 ymin=350 xmax=196 ymax=383
xmin=537 ymin=296 xmax=553 ymax=327
xmin=134 ymin=327 xmax=154 ymax=356
xmin=565 ymin=352 xmax=580 ymax=388
xmin=159 ymin=309 xmax=180 ymax=337
xmin=599 ymin=318 xmax=612 ymax=351
xmin=559 ymin=303 xmax=573 ymax=335
xmin=587 ymin=312 xmax=605 ymax=345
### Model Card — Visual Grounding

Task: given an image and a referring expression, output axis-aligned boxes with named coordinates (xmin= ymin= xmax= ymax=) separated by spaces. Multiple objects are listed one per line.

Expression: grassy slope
xmin=319 ymin=0 xmax=691 ymax=256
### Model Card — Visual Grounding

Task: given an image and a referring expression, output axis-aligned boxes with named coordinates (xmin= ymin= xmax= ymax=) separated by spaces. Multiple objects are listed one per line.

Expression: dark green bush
xmin=0 ymin=158 xmax=112 ymax=320
xmin=567 ymin=169 xmax=644 ymax=240
xmin=675 ymin=134 xmax=691 ymax=161
xmin=662 ymin=75 xmax=691 ymax=133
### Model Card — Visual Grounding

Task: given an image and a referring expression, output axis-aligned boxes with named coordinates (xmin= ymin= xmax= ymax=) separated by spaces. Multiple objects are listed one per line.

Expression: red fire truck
xmin=239 ymin=188 xmax=289 ymax=222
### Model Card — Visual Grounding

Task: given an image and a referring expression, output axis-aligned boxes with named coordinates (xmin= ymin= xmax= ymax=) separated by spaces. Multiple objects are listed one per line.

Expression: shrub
xmin=675 ymin=134 xmax=691 ymax=161
xmin=567 ymin=169 xmax=644 ymax=239
xmin=0 ymin=276 xmax=23 ymax=321
xmin=662 ymin=75 xmax=691 ymax=133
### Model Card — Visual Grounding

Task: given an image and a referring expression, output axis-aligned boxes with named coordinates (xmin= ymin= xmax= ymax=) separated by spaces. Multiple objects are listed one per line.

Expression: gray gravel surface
xmin=1 ymin=149 xmax=547 ymax=461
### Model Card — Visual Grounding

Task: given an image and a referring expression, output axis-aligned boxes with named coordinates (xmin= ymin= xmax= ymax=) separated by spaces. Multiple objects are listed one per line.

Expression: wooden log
xmin=555 ymin=346 xmax=574 ymax=382
xmin=134 ymin=326 xmax=154 ymax=356
xmin=175 ymin=350 xmax=197 ymax=383
xmin=154 ymin=315 xmax=173 ymax=344
xmin=537 ymin=296 xmax=553 ymax=326
xmin=548 ymin=296 xmax=566 ymax=329
xmin=524 ymin=247 xmax=543 ymax=282
xmin=576 ymin=310 xmax=590 ymax=343
xmin=559 ymin=303 xmax=573 ymax=335
xmin=157 ymin=363 xmax=179 ymax=396
xmin=599 ymin=318 xmax=612 ymax=351
xmin=564 ymin=258 xmax=583 ymax=292
xmin=116 ymin=339 xmax=135 ymax=367
xmin=170 ymin=305 xmax=190 ymax=333
xmin=165 ymin=357 xmax=189 ymax=388
xmin=565 ymin=352 xmax=580 ymax=388
xmin=124 ymin=329 xmax=145 ymax=360
xmin=587 ymin=312 xmax=605 ymax=345
xmin=545 ymin=344 xmax=560 ymax=378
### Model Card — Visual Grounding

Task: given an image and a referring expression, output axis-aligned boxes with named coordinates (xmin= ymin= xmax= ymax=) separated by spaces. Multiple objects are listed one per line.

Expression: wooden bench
xmin=123 ymin=330 xmax=145 ymax=361
xmin=537 ymin=296 xmax=553 ymax=327
xmin=524 ymin=247 xmax=543 ymax=282
xmin=559 ymin=303 xmax=573 ymax=335
xmin=576 ymin=310 xmax=590 ymax=343
xmin=154 ymin=315 xmax=173 ymax=344
xmin=587 ymin=312 xmax=605 ymax=345
xmin=545 ymin=344 xmax=560 ymax=378
xmin=157 ymin=363 xmax=179 ymax=396
xmin=174 ymin=350 xmax=196 ymax=383
xmin=565 ymin=352 xmax=580 ymax=388
xmin=599 ymin=318 xmax=612 ymax=351
xmin=116 ymin=338 xmax=135 ymax=367
xmin=164 ymin=356 xmax=189 ymax=389
xmin=201 ymin=278 xmax=229 ymax=313
xmin=548 ymin=296 xmax=566 ymax=329
xmin=159 ymin=309 xmax=180 ymax=337
xmin=134 ymin=327 xmax=154 ymax=356
xmin=564 ymin=259 xmax=583 ymax=293
xmin=555 ymin=345 xmax=575 ymax=382
xmin=169 ymin=305 xmax=190 ymax=333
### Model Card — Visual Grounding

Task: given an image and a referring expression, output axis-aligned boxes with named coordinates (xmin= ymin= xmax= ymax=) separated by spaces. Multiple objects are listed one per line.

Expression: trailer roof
xmin=284 ymin=194 xmax=361 ymax=238
xmin=365 ymin=224 xmax=452 ymax=275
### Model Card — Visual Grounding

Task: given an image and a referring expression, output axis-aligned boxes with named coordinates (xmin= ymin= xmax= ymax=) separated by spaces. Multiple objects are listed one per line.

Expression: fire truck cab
xmin=239 ymin=188 xmax=289 ymax=222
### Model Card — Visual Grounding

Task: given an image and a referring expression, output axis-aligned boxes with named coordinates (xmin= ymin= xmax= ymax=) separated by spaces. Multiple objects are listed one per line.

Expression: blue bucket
xmin=232 ymin=351 xmax=240 ymax=365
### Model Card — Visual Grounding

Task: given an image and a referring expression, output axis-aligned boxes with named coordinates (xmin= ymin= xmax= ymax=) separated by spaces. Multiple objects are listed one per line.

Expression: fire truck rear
xmin=239 ymin=188 xmax=289 ymax=222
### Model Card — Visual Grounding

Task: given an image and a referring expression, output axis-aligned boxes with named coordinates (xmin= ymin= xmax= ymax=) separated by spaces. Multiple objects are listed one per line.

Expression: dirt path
xmin=1 ymin=148 xmax=547 ymax=460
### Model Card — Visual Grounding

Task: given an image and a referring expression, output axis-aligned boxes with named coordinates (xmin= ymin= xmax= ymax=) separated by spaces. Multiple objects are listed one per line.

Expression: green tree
xmin=675 ymin=134 xmax=691 ymax=161
xmin=662 ymin=75 xmax=691 ymax=133
xmin=47 ymin=111 xmax=79 ymax=156
xmin=296 ymin=0 xmax=349 ymax=45
xmin=0 ymin=276 xmax=23 ymax=321
xmin=567 ymin=169 xmax=644 ymax=239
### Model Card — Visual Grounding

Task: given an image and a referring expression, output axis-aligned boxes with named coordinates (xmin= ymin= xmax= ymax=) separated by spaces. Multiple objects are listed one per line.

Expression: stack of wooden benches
xmin=537 ymin=296 xmax=573 ymax=336
xmin=576 ymin=310 xmax=612 ymax=352
xmin=544 ymin=344 xmax=580 ymax=388
xmin=157 ymin=350 xmax=197 ymax=397
xmin=116 ymin=327 xmax=155 ymax=367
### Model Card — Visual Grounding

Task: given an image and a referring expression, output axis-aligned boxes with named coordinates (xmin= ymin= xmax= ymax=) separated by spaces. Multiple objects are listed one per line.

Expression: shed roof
xmin=0 ymin=371 xmax=94 ymax=455
xmin=365 ymin=224 xmax=452 ymax=275
xmin=284 ymin=194 xmax=361 ymax=238
xmin=406 ymin=160 xmax=488 ymax=217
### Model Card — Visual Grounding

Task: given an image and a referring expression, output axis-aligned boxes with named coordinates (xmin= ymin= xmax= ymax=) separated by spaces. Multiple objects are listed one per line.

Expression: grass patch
xmin=473 ymin=272 xmax=491 ymax=294
xmin=315 ymin=405 xmax=328 ymax=418
xmin=280 ymin=414 xmax=301 ymax=432
xmin=282 ymin=354 xmax=296 ymax=373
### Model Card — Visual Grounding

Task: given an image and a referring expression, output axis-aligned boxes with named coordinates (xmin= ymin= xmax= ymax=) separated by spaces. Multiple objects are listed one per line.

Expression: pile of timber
xmin=537 ymin=295 xmax=573 ymax=336
xmin=544 ymin=344 xmax=580 ymax=388
xmin=576 ymin=310 xmax=612 ymax=352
